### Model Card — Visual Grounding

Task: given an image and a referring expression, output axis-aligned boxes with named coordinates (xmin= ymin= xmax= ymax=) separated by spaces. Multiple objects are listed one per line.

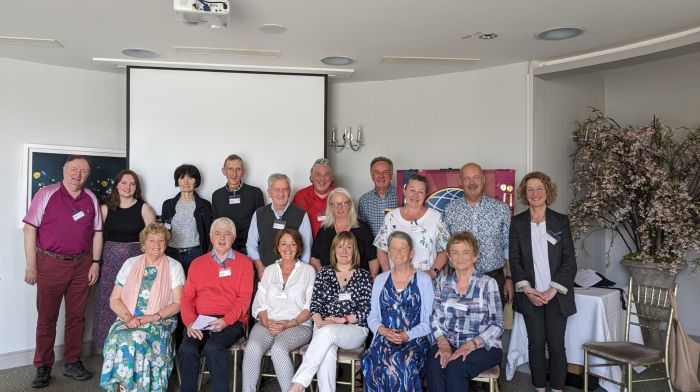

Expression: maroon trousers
xmin=34 ymin=252 xmax=91 ymax=368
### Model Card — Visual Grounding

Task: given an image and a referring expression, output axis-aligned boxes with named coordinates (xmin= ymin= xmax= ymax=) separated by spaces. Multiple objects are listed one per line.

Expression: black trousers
xmin=178 ymin=321 xmax=245 ymax=392
xmin=522 ymin=299 xmax=568 ymax=390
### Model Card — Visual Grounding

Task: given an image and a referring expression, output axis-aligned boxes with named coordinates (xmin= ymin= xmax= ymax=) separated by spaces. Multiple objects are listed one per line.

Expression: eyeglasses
xmin=330 ymin=201 xmax=351 ymax=208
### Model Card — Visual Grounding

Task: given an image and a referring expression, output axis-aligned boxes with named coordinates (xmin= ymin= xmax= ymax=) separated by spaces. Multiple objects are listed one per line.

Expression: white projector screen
xmin=128 ymin=67 xmax=327 ymax=215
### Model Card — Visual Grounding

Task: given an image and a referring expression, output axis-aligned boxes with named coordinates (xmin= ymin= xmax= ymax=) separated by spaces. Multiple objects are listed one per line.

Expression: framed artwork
xmin=396 ymin=168 xmax=516 ymax=216
xmin=22 ymin=144 xmax=127 ymax=212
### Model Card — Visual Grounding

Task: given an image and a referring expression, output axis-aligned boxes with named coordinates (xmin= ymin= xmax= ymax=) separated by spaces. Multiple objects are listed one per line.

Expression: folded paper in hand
xmin=192 ymin=315 xmax=217 ymax=330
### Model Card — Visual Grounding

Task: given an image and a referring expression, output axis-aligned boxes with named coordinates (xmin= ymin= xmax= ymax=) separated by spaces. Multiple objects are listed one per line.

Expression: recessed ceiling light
xmin=259 ymin=24 xmax=287 ymax=34
xmin=321 ymin=56 xmax=354 ymax=66
xmin=121 ymin=48 xmax=161 ymax=59
xmin=478 ymin=33 xmax=498 ymax=40
xmin=535 ymin=27 xmax=583 ymax=40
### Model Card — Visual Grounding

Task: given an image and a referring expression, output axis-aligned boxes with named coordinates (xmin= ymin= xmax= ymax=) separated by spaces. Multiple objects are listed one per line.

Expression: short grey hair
xmin=310 ymin=158 xmax=332 ymax=173
xmin=267 ymin=173 xmax=291 ymax=189
xmin=210 ymin=217 xmax=236 ymax=235
xmin=387 ymin=230 xmax=413 ymax=252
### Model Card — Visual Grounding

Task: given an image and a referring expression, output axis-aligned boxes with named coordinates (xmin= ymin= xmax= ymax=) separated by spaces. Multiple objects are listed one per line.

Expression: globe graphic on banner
xmin=426 ymin=187 xmax=464 ymax=213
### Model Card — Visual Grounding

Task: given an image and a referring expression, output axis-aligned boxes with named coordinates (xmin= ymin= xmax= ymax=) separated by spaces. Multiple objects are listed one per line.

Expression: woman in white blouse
xmin=374 ymin=174 xmax=449 ymax=277
xmin=241 ymin=229 xmax=316 ymax=392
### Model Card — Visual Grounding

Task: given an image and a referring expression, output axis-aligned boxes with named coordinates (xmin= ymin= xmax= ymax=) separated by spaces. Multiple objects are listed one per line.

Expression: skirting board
xmin=0 ymin=341 xmax=95 ymax=370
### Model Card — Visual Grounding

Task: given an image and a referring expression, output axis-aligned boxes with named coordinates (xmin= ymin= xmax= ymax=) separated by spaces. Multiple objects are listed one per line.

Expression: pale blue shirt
xmin=245 ymin=203 xmax=312 ymax=263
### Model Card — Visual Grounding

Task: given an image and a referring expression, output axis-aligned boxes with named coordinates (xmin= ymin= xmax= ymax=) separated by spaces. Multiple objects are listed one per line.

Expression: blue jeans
xmin=426 ymin=343 xmax=502 ymax=392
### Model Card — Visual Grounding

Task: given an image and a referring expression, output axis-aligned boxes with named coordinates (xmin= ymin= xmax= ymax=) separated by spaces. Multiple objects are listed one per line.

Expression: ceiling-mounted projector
xmin=174 ymin=0 xmax=229 ymax=28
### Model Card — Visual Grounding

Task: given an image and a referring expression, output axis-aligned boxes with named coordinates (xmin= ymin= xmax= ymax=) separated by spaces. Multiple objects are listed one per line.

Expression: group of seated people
xmin=90 ymin=155 xmax=575 ymax=392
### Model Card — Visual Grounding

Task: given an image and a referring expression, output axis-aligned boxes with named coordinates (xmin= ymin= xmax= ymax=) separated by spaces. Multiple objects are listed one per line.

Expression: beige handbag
xmin=669 ymin=293 xmax=700 ymax=391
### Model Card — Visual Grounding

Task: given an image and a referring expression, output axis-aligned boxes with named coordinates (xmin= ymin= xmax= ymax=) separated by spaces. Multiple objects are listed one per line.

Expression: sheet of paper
xmin=575 ymin=268 xmax=603 ymax=288
xmin=191 ymin=315 xmax=217 ymax=330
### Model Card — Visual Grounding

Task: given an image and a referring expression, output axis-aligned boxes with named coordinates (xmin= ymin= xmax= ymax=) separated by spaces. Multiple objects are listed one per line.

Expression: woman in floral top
xmin=288 ymin=231 xmax=372 ymax=392
xmin=426 ymin=231 xmax=503 ymax=392
xmin=374 ymin=174 xmax=449 ymax=277
xmin=100 ymin=223 xmax=185 ymax=392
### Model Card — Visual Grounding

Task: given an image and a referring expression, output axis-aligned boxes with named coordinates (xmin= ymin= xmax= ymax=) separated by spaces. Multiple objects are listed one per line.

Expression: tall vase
xmin=621 ymin=258 xmax=682 ymax=349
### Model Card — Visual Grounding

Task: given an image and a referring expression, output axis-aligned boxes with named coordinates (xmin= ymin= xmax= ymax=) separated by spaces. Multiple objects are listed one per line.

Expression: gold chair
xmin=582 ymin=276 xmax=677 ymax=392
xmin=196 ymin=334 xmax=247 ymax=392
xmin=298 ymin=344 xmax=365 ymax=392
xmin=471 ymin=365 xmax=500 ymax=392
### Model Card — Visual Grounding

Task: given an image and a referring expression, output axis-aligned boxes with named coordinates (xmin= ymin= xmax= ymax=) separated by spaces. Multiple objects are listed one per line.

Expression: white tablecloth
xmin=506 ymin=287 xmax=643 ymax=391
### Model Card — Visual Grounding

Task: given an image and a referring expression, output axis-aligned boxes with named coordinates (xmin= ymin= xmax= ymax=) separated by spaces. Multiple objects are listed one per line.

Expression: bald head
xmin=460 ymin=162 xmax=485 ymax=204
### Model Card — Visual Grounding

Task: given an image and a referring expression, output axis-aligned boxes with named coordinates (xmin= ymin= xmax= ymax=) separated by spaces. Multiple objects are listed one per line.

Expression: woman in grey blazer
xmin=509 ymin=171 xmax=577 ymax=392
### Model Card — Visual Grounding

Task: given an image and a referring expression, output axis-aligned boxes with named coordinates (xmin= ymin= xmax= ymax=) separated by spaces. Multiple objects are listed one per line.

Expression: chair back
xmin=625 ymin=276 xmax=678 ymax=356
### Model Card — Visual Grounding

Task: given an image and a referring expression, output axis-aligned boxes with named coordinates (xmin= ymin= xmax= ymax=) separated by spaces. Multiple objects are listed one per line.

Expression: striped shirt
xmin=431 ymin=271 xmax=503 ymax=349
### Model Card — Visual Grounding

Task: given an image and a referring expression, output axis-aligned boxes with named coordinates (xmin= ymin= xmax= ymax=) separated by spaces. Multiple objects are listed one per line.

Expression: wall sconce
xmin=330 ymin=125 xmax=363 ymax=152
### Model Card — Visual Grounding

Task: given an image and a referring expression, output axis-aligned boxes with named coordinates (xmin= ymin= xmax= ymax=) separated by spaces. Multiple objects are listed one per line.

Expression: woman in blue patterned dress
xmin=361 ymin=231 xmax=434 ymax=391
xmin=100 ymin=223 xmax=185 ymax=392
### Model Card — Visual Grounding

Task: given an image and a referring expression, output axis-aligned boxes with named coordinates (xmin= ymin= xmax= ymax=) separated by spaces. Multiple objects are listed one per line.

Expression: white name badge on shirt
xmin=164 ymin=223 xmax=172 ymax=230
xmin=229 ymin=196 xmax=241 ymax=205
xmin=72 ymin=210 xmax=86 ymax=221
xmin=276 ymin=291 xmax=289 ymax=300
xmin=545 ymin=233 xmax=559 ymax=245
xmin=338 ymin=292 xmax=352 ymax=301
xmin=452 ymin=302 xmax=469 ymax=312
xmin=317 ymin=215 xmax=326 ymax=222
xmin=219 ymin=268 xmax=232 ymax=278
xmin=273 ymin=220 xmax=286 ymax=230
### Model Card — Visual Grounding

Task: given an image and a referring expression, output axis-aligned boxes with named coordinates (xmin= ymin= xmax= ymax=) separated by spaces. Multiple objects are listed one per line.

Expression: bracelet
xmin=92 ymin=259 xmax=101 ymax=265
xmin=155 ymin=313 xmax=163 ymax=321
xmin=504 ymin=275 xmax=512 ymax=280
xmin=343 ymin=315 xmax=349 ymax=325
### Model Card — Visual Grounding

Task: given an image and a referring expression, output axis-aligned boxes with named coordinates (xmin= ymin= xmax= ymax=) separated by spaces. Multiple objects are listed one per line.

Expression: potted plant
xmin=569 ymin=108 xmax=700 ymax=288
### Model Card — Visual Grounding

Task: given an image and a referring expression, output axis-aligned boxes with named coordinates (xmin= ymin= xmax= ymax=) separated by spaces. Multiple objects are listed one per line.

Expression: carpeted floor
xmin=0 ymin=330 xmax=678 ymax=392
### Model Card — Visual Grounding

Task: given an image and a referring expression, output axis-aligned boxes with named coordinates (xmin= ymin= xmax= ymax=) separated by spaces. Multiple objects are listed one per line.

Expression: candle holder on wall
xmin=329 ymin=126 xmax=363 ymax=152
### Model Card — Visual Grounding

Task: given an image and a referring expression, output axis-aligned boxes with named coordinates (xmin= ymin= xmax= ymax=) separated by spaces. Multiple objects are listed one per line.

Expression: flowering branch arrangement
xmin=569 ymin=108 xmax=700 ymax=269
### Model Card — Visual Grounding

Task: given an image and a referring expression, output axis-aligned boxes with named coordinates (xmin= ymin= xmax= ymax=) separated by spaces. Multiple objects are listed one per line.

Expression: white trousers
xmin=292 ymin=324 xmax=368 ymax=392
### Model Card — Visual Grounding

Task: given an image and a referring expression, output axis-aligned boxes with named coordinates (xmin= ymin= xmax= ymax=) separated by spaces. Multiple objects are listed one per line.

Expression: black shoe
xmin=62 ymin=361 xmax=92 ymax=381
xmin=31 ymin=366 xmax=51 ymax=388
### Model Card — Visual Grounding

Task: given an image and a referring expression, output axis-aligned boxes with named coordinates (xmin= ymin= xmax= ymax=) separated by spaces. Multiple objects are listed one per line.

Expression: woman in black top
xmin=93 ymin=169 xmax=156 ymax=349
xmin=310 ymin=187 xmax=377 ymax=277
xmin=288 ymin=231 xmax=372 ymax=392
xmin=160 ymin=164 xmax=213 ymax=275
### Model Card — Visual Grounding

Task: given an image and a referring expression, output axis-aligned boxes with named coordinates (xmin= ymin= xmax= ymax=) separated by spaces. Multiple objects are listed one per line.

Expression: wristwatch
xmin=433 ymin=268 xmax=440 ymax=277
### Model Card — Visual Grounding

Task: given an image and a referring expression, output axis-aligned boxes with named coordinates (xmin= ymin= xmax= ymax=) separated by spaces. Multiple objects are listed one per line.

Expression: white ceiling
xmin=1 ymin=0 xmax=700 ymax=82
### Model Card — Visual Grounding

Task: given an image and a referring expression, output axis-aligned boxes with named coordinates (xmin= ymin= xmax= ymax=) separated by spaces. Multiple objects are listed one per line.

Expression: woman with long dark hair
xmin=93 ymin=169 xmax=156 ymax=350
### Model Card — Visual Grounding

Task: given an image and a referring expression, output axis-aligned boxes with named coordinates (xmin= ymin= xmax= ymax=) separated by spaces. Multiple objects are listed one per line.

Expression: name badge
xmin=72 ymin=210 xmax=85 ymax=221
xmin=452 ymin=303 xmax=469 ymax=312
xmin=219 ymin=268 xmax=232 ymax=278
xmin=276 ymin=291 xmax=288 ymax=300
xmin=545 ymin=232 xmax=559 ymax=245
xmin=317 ymin=215 xmax=326 ymax=222
xmin=164 ymin=223 xmax=172 ymax=230
xmin=273 ymin=219 xmax=286 ymax=230
xmin=229 ymin=196 xmax=241 ymax=205
xmin=338 ymin=292 xmax=352 ymax=301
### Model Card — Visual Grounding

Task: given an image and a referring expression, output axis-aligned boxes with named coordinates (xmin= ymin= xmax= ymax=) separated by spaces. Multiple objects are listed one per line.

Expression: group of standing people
xmin=23 ymin=153 xmax=576 ymax=392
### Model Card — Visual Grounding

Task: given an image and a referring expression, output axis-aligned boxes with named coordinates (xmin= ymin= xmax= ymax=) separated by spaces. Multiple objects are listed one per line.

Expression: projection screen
xmin=128 ymin=67 xmax=327 ymax=215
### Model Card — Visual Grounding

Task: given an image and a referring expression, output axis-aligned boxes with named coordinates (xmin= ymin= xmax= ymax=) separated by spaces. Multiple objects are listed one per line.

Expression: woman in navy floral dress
xmin=361 ymin=231 xmax=434 ymax=391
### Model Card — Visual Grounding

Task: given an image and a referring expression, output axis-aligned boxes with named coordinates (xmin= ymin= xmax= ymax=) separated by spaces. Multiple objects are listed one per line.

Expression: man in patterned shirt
xmin=358 ymin=157 xmax=398 ymax=238
xmin=443 ymin=162 xmax=513 ymax=305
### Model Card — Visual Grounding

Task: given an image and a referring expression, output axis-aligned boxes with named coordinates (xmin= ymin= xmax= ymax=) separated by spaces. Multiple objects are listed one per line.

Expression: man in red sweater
xmin=292 ymin=158 xmax=336 ymax=241
xmin=178 ymin=217 xmax=254 ymax=392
